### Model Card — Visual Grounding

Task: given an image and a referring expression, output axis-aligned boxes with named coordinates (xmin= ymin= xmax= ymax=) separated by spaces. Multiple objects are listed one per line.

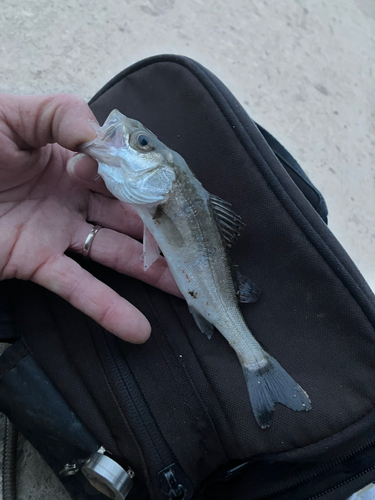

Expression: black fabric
xmin=255 ymin=124 xmax=328 ymax=223
xmin=0 ymin=286 xmax=19 ymax=343
xmin=1 ymin=54 xmax=375 ymax=500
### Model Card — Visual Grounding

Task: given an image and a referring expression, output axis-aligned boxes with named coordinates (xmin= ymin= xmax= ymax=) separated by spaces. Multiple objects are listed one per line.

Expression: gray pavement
xmin=0 ymin=0 xmax=374 ymax=498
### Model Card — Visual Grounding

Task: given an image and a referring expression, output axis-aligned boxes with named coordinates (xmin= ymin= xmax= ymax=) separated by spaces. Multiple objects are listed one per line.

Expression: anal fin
xmin=188 ymin=306 xmax=214 ymax=339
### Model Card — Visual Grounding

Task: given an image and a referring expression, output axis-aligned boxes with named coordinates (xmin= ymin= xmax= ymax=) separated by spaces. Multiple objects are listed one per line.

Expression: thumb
xmin=67 ymin=153 xmax=100 ymax=182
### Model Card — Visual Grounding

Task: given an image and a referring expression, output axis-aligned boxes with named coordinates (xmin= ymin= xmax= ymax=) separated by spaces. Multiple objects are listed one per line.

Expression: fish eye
xmin=138 ymin=134 xmax=150 ymax=147
xmin=130 ymin=131 xmax=154 ymax=152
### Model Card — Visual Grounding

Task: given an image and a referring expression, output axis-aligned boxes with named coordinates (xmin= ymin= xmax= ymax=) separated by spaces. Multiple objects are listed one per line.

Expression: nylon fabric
xmin=1 ymin=55 xmax=375 ymax=500
xmin=89 ymin=59 xmax=375 ymax=451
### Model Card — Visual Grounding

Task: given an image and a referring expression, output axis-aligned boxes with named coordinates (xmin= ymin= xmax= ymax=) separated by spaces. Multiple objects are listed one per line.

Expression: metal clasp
xmin=59 ymin=446 xmax=135 ymax=500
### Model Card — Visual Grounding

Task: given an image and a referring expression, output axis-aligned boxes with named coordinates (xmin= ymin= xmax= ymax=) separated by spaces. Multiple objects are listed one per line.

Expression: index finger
xmin=0 ymin=93 xmax=98 ymax=151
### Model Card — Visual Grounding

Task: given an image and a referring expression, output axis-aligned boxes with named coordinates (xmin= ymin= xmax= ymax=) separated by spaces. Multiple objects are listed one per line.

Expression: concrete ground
xmin=0 ymin=0 xmax=374 ymax=499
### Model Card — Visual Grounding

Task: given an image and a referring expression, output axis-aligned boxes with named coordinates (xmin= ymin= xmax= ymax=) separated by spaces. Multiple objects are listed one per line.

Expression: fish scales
xmin=81 ymin=110 xmax=311 ymax=429
xmin=138 ymin=170 xmax=265 ymax=366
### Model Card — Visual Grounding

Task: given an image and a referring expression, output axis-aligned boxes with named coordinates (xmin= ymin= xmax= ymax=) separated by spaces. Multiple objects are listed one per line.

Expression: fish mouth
xmin=80 ymin=120 xmax=128 ymax=166
xmin=80 ymin=141 xmax=124 ymax=166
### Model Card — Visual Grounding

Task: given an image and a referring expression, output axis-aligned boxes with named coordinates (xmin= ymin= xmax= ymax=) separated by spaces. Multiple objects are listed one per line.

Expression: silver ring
xmin=83 ymin=225 xmax=102 ymax=257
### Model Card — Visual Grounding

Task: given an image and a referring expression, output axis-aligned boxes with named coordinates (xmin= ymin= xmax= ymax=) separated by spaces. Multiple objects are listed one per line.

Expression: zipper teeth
xmin=258 ymin=439 xmax=375 ymax=500
xmin=105 ymin=334 xmax=174 ymax=469
xmin=308 ymin=465 xmax=375 ymax=500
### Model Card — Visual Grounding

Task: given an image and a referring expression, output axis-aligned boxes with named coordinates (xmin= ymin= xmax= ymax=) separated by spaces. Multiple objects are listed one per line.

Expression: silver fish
xmin=81 ymin=110 xmax=311 ymax=428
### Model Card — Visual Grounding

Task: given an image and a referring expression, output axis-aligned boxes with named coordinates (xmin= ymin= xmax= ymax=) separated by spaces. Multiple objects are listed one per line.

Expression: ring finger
xmin=70 ymin=222 xmax=181 ymax=298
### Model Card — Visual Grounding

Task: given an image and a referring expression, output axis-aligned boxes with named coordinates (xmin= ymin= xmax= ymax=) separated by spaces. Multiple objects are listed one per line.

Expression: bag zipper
xmin=256 ymin=438 xmax=375 ymax=500
xmin=308 ymin=465 xmax=375 ymax=500
xmin=102 ymin=333 xmax=193 ymax=500
xmin=306 ymin=440 xmax=375 ymax=500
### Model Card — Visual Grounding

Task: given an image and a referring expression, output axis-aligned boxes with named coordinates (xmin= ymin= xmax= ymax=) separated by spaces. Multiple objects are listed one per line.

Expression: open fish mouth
xmin=80 ymin=122 xmax=127 ymax=166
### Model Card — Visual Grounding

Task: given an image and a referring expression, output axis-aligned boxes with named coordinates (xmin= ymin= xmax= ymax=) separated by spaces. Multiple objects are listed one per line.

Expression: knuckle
xmin=64 ymin=278 xmax=85 ymax=303
xmin=47 ymin=93 xmax=84 ymax=110
xmin=42 ymin=93 xmax=88 ymax=134
xmin=98 ymin=301 xmax=118 ymax=326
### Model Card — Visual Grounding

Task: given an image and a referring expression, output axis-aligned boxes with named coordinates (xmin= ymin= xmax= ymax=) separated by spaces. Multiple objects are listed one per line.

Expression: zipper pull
xmin=159 ymin=464 xmax=191 ymax=500
xmin=60 ymin=446 xmax=135 ymax=500
xmin=59 ymin=459 xmax=85 ymax=476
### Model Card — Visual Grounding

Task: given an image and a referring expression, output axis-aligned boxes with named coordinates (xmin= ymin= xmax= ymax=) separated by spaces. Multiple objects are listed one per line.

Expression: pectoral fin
xmin=152 ymin=205 xmax=185 ymax=248
xmin=141 ymin=225 xmax=160 ymax=271
xmin=188 ymin=306 xmax=214 ymax=339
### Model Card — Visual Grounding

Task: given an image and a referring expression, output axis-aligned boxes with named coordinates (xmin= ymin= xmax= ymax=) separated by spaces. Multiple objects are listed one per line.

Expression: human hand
xmin=0 ymin=93 xmax=181 ymax=343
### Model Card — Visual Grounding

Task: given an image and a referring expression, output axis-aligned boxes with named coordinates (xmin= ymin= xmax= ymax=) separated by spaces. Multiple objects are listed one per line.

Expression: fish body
xmin=82 ymin=110 xmax=311 ymax=428
xmin=136 ymin=176 xmax=264 ymax=368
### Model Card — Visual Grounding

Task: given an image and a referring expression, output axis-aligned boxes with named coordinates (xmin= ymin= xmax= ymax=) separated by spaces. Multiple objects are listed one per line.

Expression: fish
xmin=81 ymin=110 xmax=311 ymax=429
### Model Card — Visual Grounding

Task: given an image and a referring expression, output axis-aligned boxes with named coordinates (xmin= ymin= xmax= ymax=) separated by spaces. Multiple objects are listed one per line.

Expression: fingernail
xmin=88 ymin=119 xmax=101 ymax=134
xmin=67 ymin=153 xmax=86 ymax=179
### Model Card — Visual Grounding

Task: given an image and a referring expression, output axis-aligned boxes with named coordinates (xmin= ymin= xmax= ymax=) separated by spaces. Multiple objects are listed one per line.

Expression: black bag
xmin=1 ymin=55 xmax=375 ymax=500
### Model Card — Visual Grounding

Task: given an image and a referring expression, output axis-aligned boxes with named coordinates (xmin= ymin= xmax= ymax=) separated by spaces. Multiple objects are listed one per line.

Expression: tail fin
xmin=242 ymin=355 xmax=311 ymax=429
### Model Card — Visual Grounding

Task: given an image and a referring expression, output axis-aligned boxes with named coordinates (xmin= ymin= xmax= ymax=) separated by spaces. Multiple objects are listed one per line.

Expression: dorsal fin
xmin=210 ymin=194 xmax=245 ymax=248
